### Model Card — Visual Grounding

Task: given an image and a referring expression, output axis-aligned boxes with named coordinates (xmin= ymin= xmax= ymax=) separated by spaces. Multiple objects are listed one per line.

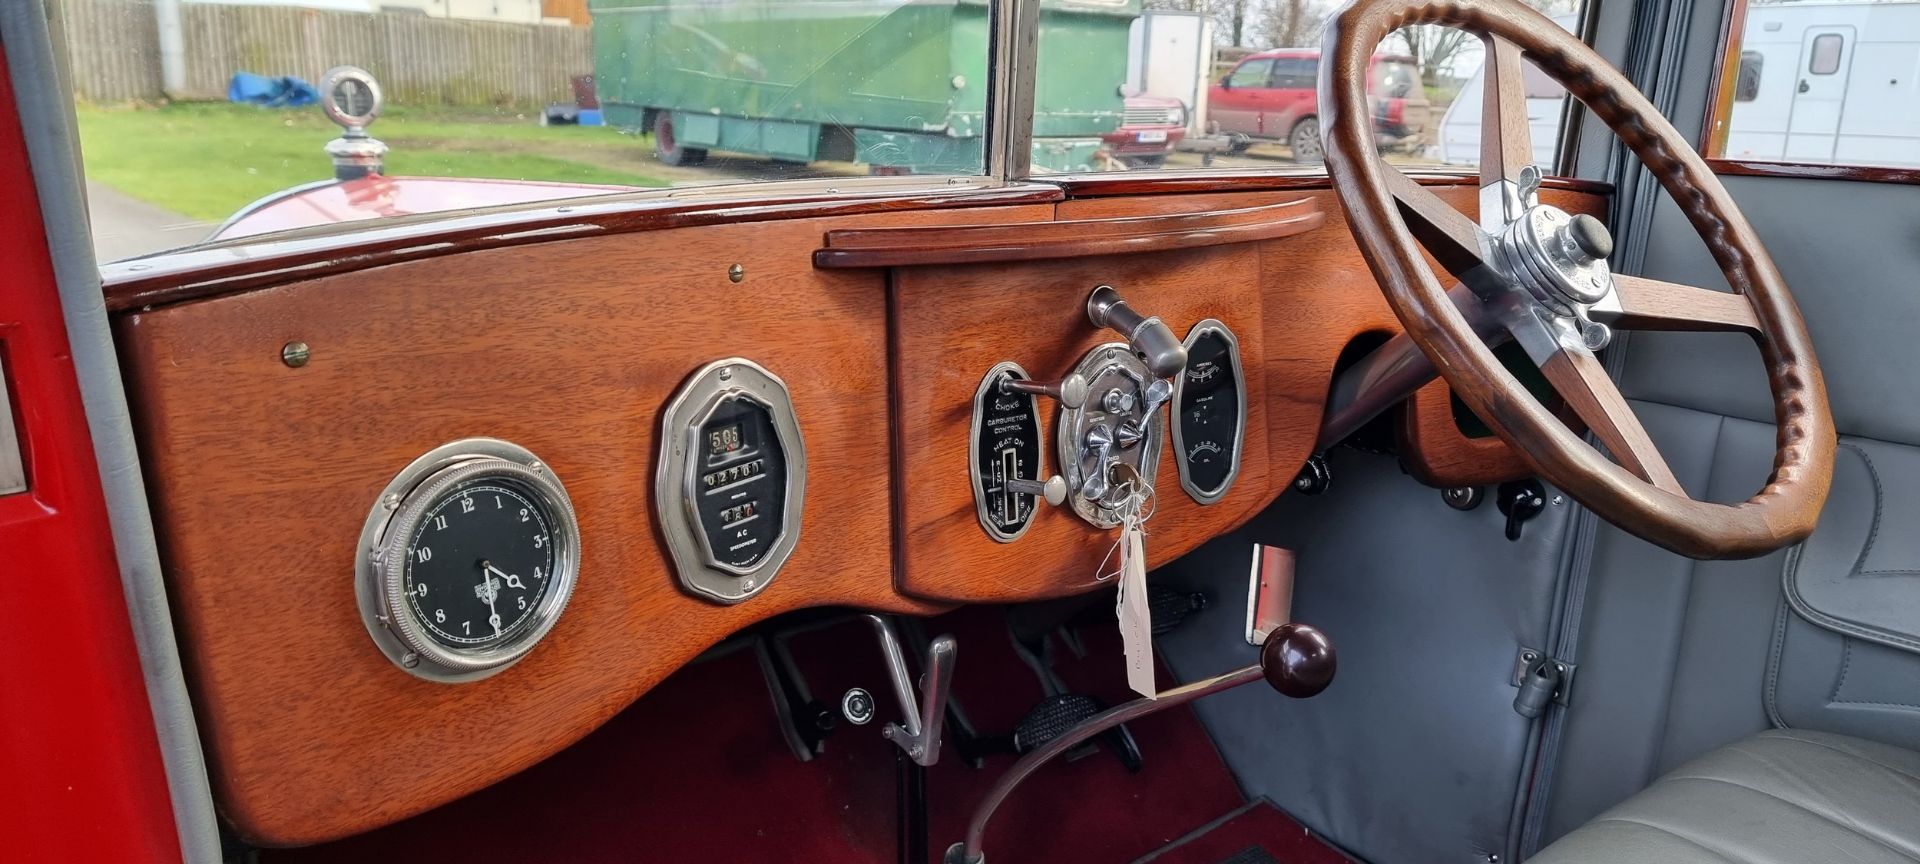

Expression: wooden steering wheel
xmin=1320 ymin=0 xmax=1834 ymax=559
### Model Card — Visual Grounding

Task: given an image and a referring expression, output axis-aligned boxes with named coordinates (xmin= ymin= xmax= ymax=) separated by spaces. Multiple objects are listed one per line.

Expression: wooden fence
xmin=60 ymin=0 xmax=593 ymax=109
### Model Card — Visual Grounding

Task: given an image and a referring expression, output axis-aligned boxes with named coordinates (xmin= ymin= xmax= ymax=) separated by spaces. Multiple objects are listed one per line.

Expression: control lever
xmin=1006 ymin=475 xmax=1067 ymax=507
xmin=1113 ymin=379 xmax=1174 ymax=450
xmin=945 ymin=623 xmax=1335 ymax=864
xmin=1080 ymin=425 xmax=1114 ymax=502
xmin=866 ymin=614 xmax=956 ymax=767
xmin=1001 ymin=372 xmax=1090 ymax=410
xmin=1086 ymin=285 xmax=1187 ymax=379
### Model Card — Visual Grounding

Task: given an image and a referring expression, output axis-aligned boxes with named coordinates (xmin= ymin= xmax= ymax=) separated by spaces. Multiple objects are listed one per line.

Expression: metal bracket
xmin=1511 ymin=647 xmax=1576 ymax=706
xmin=867 ymin=614 xmax=957 ymax=767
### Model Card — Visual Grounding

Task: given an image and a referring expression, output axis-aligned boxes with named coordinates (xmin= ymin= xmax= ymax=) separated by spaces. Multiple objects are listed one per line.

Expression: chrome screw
xmin=728 ymin=263 xmax=745 ymax=283
xmin=281 ymin=340 xmax=311 ymax=368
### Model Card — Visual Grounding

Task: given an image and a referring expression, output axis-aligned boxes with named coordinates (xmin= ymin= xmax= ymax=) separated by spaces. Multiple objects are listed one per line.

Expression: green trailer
xmin=587 ymin=0 xmax=1139 ymax=173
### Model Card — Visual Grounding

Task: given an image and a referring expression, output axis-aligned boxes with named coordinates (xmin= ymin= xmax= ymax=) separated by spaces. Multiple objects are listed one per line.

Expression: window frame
xmin=1702 ymin=0 xmax=1920 ymax=185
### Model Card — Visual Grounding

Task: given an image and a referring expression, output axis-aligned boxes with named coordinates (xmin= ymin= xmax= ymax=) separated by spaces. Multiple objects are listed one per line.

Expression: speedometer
xmin=357 ymin=439 xmax=579 ymax=682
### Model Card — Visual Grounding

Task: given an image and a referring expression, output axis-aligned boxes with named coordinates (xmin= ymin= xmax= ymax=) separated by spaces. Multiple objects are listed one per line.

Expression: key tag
xmin=1116 ymin=513 xmax=1156 ymax=698
xmin=1105 ymin=462 xmax=1157 ymax=699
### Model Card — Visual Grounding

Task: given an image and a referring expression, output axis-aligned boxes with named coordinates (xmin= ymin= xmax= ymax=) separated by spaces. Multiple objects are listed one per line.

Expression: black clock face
xmin=401 ymin=477 xmax=557 ymax=650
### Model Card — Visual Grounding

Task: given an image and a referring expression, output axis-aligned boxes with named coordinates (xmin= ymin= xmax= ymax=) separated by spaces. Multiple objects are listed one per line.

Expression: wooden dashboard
xmin=105 ymin=174 xmax=1608 ymax=846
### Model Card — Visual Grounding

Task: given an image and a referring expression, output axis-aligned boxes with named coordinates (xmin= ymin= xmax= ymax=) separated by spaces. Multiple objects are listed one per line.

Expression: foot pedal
xmin=1148 ymin=586 xmax=1208 ymax=636
xmin=1012 ymin=693 xmax=1145 ymax=773
xmin=1013 ymin=693 xmax=1101 ymax=753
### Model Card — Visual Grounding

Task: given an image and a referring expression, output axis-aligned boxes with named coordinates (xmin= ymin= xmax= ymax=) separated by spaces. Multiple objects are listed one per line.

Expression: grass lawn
xmin=76 ymin=102 xmax=670 ymax=223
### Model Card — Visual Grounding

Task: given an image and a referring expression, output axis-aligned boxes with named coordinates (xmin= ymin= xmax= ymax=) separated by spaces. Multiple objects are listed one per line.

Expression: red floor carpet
xmin=267 ymin=605 xmax=1346 ymax=864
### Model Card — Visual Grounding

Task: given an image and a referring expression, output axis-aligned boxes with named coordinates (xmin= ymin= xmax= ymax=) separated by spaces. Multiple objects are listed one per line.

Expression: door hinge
xmin=1511 ymin=647 xmax=1575 ymax=718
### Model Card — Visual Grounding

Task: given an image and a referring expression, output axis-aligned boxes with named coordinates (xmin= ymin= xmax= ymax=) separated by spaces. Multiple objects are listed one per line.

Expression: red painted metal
xmin=0 ymin=47 xmax=184 ymax=862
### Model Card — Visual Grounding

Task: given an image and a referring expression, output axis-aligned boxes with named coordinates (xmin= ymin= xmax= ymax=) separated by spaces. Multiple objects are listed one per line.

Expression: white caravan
xmin=1722 ymin=1 xmax=1920 ymax=167
xmin=1430 ymin=16 xmax=1576 ymax=169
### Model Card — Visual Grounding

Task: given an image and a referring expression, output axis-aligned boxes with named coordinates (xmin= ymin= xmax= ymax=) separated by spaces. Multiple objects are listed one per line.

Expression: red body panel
xmin=213 ymin=174 xmax=640 ymax=242
xmin=0 ymin=47 xmax=182 ymax=863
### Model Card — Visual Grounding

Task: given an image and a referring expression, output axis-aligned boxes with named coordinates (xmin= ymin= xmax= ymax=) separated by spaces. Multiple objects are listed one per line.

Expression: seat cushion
xmin=1530 ymin=728 xmax=1920 ymax=863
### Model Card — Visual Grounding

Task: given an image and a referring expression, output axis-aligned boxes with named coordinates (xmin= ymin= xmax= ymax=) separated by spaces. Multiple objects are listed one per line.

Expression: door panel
xmin=0 ymin=40 xmax=182 ymax=862
xmin=1784 ymin=27 xmax=1854 ymax=162
xmin=1212 ymin=59 xmax=1272 ymax=135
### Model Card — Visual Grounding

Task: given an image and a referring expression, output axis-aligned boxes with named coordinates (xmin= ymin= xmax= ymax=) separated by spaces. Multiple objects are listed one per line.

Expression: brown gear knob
xmin=1260 ymin=622 xmax=1335 ymax=698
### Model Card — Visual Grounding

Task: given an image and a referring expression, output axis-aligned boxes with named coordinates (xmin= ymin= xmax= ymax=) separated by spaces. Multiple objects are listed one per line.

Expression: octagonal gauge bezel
xmin=655 ymin=358 xmax=807 ymax=604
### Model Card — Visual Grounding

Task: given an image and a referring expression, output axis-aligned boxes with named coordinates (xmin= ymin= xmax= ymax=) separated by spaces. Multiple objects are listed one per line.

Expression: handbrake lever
xmin=944 ymin=622 xmax=1335 ymax=864
xmin=866 ymin=614 xmax=957 ymax=767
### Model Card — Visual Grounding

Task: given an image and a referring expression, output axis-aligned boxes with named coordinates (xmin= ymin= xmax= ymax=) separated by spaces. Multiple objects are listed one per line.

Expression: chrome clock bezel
xmin=1171 ymin=319 xmax=1246 ymax=505
xmin=356 ymin=438 xmax=580 ymax=684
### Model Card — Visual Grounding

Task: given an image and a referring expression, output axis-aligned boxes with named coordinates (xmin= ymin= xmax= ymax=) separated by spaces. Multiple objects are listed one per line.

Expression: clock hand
xmin=476 ymin=561 xmax=503 ymax=637
xmin=487 ymin=562 xmax=527 ymax=590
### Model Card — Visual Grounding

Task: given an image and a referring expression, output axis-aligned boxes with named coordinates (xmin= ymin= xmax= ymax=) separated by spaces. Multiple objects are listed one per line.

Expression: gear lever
xmin=943 ymin=623 xmax=1335 ymax=864
xmin=866 ymin=614 xmax=956 ymax=766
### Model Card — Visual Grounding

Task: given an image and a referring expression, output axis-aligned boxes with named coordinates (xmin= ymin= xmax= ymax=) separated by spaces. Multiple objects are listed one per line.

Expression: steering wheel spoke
xmin=1479 ymin=35 xmax=1537 ymax=229
xmin=1382 ymin=165 xmax=1493 ymax=279
xmin=1537 ymin=346 xmax=1685 ymax=495
xmin=1592 ymin=274 xmax=1762 ymax=334
xmin=1498 ymin=299 xmax=1683 ymax=494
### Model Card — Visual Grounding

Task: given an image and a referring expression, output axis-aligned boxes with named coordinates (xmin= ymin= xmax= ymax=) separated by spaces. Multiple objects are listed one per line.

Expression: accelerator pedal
xmin=1012 ymin=693 xmax=1143 ymax=773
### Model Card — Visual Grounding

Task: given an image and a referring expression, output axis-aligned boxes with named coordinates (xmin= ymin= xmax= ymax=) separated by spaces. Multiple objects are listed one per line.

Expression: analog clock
xmin=357 ymin=439 xmax=579 ymax=682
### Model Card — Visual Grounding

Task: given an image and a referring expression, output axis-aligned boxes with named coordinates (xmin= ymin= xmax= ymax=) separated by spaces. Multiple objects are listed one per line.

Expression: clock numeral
xmin=414 ymin=546 xmax=433 ymax=563
xmin=534 ymin=566 xmax=544 ymax=579
xmin=495 ymin=495 xmax=503 ymax=509
xmin=434 ymin=609 xmax=446 ymax=623
xmin=516 ymin=597 xmax=527 ymax=611
xmin=433 ymin=515 xmax=448 ymax=531
xmin=414 ymin=583 xmax=428 ymax=597
xmin=461 ymin=497 xmax=476 ymax=514
xmin=534 ymin=534 xmax=546 ymax=549
xmin=519 ymin=508 xmax=530 ymax=523
xmin=462 ymin=620 xmax=471 ymax=635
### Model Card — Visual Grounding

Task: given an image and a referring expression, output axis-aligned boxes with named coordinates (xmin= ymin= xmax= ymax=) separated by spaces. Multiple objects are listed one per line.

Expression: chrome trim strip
xmin=209 ymin=178 xmax=340 ymax=239
xmin=987 ymin=0 xmax=1041 ymax=182
xmin=0 ymin=2 xmax=221 ymax=860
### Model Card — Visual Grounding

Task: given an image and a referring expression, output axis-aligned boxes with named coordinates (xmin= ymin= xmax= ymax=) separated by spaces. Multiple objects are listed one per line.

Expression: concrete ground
xmin=86 ymin=181 xmax=211 ymax=264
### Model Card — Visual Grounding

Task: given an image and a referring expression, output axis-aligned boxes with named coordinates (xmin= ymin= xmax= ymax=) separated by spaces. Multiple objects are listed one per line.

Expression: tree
xmin=1395 ymin=25 xmax=1474 ymax=87
xmin=1146 ymin=0 xmax=1251 ymax=47
xmin=1254 ymin=0 xmax=1326 ymax=49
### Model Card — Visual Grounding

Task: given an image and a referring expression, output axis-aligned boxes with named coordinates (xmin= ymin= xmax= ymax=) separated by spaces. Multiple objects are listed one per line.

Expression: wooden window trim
xmin=1701 ymin=0 xmax=1920 ymax=186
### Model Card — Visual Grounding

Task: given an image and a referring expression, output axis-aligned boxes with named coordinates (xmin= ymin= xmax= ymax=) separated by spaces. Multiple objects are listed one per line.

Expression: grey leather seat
xmin=1531 ymin=728 xmax=1920 ymax=863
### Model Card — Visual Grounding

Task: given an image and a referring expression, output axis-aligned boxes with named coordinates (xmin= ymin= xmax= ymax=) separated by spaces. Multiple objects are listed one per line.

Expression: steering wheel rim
xmin=1319 ymin=0 xmax=1835 ymax=559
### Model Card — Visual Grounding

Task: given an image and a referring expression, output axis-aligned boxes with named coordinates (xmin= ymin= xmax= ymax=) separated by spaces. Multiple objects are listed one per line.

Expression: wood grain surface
xmin=118 ymin=204 xmax=1049 ymax=846
xmin=114 ymin=180 xmax=1610 ymax=846
xmin=814 ymin=199 xmax=1322 ymax=268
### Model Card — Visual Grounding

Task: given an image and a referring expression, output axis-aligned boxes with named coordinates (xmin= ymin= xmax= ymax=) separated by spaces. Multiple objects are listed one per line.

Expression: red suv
xmin=1208 ymin=49 xmax=1429 ymax=163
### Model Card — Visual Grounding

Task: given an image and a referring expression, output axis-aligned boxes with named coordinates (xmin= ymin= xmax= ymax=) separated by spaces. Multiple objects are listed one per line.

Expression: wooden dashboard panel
xmin=116 ymin=204 xmax=1050 ymax=846
xmin=110 ymin=177 xmax=1610 ymax=847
